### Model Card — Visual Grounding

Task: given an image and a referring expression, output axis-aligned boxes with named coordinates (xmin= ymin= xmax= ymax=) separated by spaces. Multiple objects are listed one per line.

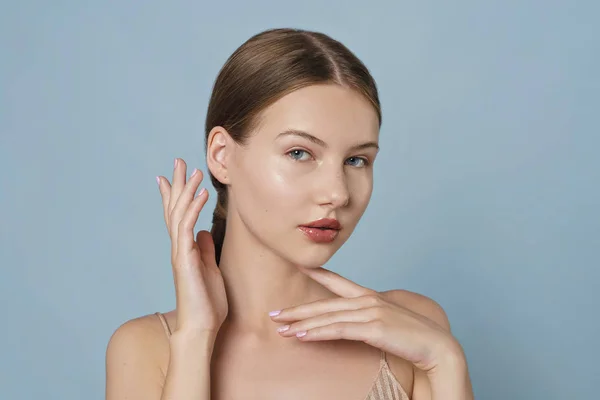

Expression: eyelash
xmin=286 ymin=149 xmax=371 ymax=167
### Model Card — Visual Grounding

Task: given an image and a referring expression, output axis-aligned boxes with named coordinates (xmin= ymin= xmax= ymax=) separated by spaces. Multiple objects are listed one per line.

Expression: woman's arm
xmin=105 ymin=317 xmax=216 ymax=400
xmin=160 ymin=330 xmax=216 ymax=400
xmin=105 ymin=317 xmax=166 ymax=400
xmin=412 ymin=343 xmax=474 ymax=400
xmin=398 ymin=291 xmax=474 ymax=400
xmin=267 ymin=273 xmax=475 ymax=400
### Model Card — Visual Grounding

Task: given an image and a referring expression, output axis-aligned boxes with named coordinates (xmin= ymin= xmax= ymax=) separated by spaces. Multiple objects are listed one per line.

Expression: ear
xmin=206 ymin=126 xmax=233 ymax=185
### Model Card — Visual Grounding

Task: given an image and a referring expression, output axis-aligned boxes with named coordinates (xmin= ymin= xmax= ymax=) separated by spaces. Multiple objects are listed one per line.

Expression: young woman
xmin=105 ymin=28 xmax=474 ymax=400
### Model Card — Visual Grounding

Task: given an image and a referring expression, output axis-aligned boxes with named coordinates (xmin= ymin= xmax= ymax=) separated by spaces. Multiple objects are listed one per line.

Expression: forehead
xmin=253 ymin=84 xmax=380 ymax=144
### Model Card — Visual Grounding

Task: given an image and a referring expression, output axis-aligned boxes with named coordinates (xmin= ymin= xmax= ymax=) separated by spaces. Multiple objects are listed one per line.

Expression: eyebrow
xmin=276 ymin=129 xmax=379 ymax=151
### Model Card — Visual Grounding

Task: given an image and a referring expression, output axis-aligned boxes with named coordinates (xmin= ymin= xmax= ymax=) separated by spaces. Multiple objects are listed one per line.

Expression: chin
xmin=287 ymin=241 xmax=345 ymax=269
xmin=261 ymin=227 xmax=352 ymax=268
xmin=292 ymin=256 xmax=334 ymax=269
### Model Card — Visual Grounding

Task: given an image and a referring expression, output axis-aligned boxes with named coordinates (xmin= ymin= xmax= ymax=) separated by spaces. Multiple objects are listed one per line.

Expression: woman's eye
xmin=288 ymin=149 xmax=312 ymax=161
xmin=345 ymin=157 xmax=369 ymax=167
xmin=287 ymin=150 xmax=369 ymax=167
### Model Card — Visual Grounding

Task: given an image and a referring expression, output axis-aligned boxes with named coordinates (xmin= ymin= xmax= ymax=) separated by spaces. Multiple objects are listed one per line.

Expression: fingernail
xmin=196 ymin=188 xmax=206 ymax=198
xmin=174 ymin=158 xmax=178 ymax=168
xmin=269 ymin=310 xmax=281 ymax=317
xmin=277 ymin=325 xmax=290 ymax=333
xmin=192 ymin=168 xmax=198 ymax=177
xmin=156 ymin=176 xmax=160 ymax=185
xmin=296 ymin=331 xmax=307 ymax=338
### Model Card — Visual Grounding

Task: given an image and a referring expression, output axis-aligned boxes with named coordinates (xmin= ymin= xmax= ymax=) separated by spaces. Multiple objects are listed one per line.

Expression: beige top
xmin=155 ymin=312 xmax=410 ymax=400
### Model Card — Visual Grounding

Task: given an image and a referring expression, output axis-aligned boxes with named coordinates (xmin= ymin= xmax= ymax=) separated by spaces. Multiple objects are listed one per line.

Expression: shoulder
xmin=380 ymin=290 xmax=456 ymax=399
xmin=380 ymin=289 xmax=451 ymax=331
xmin=108 ymin=312 xmax=167 ymax=338
xmin=105 ymin=312 xmax=173 ymax=398
xmin=106 ymin=312 xmax=171 ymax=366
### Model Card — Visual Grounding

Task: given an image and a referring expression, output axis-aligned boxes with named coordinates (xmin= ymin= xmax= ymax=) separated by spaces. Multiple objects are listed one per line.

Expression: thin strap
xmin=154 ymin=312 xmax=172 ymax=338
xmin=380 ymin=349 xmax=387 ymax=365
xmin=364 ymin=350 xmax=410 ymax=400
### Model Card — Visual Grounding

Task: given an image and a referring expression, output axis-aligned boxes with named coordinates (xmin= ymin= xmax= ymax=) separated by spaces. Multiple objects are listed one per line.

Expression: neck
xmin=216 ymin=213 xmax=335 ymax=340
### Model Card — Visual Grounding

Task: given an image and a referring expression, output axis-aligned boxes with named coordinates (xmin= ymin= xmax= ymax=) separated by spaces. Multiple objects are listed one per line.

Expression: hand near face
xmin=157 ymin=158 xmax=228 ymax=337
xmin=269 ymin=266 xmax=464 ymax=373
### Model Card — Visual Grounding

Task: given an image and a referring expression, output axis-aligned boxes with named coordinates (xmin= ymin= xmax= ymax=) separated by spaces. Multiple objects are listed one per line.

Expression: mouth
xmin=300 ymin=218 xmax=342 ymax=230
xmin=298 ymin=218 xmax=341 ymax=243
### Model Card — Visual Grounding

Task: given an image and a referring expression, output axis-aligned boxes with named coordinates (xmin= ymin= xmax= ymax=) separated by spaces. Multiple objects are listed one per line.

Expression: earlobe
xmin=206 ymin=126 xmax=231 ymax=185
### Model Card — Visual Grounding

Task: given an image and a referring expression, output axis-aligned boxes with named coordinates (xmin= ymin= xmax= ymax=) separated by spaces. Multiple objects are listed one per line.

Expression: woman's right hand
xmin=156 ymin=158 xmax=228 ymax=338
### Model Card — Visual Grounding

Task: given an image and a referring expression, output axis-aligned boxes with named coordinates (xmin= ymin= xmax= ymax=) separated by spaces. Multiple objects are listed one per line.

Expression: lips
xmin=300 ymin=218 xmax=341 ymax=230
xmin=298 ymin=218 xmax=341 ymax=243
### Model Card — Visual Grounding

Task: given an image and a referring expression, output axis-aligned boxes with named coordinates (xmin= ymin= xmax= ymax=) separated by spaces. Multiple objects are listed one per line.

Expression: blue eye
xmin=287 ymin=149 xmax=311 ymax=161
xmin=287 ymin=150 xmax=370 ymax=167
xmin=345 ymin=157 xmax=369 ymax=167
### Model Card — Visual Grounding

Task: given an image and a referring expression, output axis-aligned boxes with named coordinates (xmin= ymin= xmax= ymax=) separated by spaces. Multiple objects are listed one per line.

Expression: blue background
xmin=1 ymin=1 xmax=598 ymax=399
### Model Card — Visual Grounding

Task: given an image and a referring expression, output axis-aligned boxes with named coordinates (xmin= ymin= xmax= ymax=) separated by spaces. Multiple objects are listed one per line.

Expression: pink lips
xmin=298 ymin=218 xmax=341 ymax=243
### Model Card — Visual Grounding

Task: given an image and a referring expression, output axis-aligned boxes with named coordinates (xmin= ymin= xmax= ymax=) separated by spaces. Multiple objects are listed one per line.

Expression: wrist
xmin=427 ymin=342 xmax=473 ymax=400
xmin=435 ymin=338 xmax=466 ymax=370
xmin=169 ymin=329 xmax=216 ymax=355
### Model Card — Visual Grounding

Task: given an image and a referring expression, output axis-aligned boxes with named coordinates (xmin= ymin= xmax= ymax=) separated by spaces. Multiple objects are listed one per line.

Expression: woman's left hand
xmin=269 ymin=266 xmax=464 ymax=373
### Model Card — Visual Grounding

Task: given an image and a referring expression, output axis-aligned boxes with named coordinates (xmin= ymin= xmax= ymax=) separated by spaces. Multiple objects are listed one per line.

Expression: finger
xmin=168 ymin=158 xmax=187 ymax=217
xmin=156 ymin=176 xmax=172 ymax=230
xmin=196 ymin=230 xmax=217 ymax=267
xmin=295 ymin=320 xmax=382 ymax=343
xmin=297 ymin=266 xmax=374 ymax=298
xmin=277 ymin=307 xmax=378 ymax=337
xmin=170 ymin=168 xmax=204 ymax=240
xmin=271 ymin=295 xmax=382 ymax=322
xmin=177 ymin=187 xmax=209 ymax=253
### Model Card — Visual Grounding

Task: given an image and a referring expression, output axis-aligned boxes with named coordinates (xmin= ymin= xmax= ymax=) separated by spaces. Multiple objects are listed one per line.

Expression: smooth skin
xmin=105 ymin=84 xmax=474 ymax=400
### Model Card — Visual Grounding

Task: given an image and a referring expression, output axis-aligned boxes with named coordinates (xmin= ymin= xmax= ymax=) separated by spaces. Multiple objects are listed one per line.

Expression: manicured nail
xmin=174 ymin=158 xmax=178 ymax=168
xmin=296 ymin=331 xmax=307 ymax=338
xmin=196 ymin=188 xmax=206 ymax=198
xmin=277 ymin=325 xmax=290 ymax=333
xmin=156 ymin=176 xmax=160 ymax=185
xmin=192 ymin=168 xmax=198 ymax=177
xmin=269 ymin=310 xmax=281 ymax=317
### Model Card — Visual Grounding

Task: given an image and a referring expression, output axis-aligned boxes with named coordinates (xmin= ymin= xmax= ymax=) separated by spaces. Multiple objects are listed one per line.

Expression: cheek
xmin=237 ymin=155 xmax=305 ymax=213
xmin=349 ymin=173 xmax=373 ymax=208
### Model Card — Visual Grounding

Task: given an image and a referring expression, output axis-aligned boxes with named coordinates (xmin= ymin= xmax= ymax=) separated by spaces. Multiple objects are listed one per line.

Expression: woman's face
xmin=225 ymin=83 xmax=380 ymax=267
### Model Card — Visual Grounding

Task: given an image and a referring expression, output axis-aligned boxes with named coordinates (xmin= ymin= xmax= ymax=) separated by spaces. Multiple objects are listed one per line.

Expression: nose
xmin=315 ymin=165 xmax=350 ymax=209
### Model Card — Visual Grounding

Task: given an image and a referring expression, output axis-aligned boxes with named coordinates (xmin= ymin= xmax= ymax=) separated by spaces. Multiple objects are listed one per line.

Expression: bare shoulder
xmin=107 ymin=311 xmax=171 ymax=351
xmin=380 ymin=290 xmax=460 ymax=400
xmin=105 ymin=311 xmax=173 ymax=399
xmin=380 ymin=289 xmax=451 ymax=331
